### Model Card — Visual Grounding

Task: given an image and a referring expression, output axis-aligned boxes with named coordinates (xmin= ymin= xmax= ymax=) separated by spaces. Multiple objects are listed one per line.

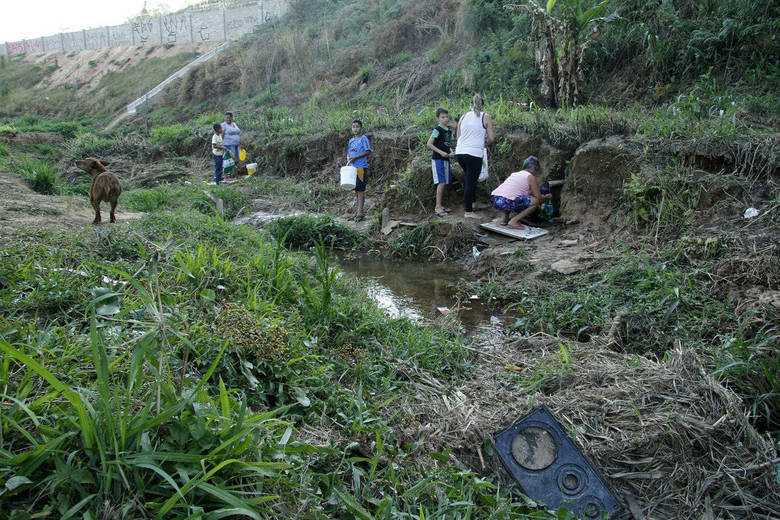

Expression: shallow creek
xmin=236 ymin=209 xmax=514 ymax=334
xmin=335 ymin=252 xmax=512 ymax=334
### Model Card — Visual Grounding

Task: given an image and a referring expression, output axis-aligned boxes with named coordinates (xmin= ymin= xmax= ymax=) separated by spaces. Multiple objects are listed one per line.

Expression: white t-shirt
xmin=455 ymin=111 xmax=486 ymax=158
xmin=212 ymin=133 xmax=223 ymax=156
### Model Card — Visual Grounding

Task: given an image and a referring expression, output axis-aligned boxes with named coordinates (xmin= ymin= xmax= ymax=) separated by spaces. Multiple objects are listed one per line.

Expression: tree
xmin=506 ymin=0 xmax=620 ymax=107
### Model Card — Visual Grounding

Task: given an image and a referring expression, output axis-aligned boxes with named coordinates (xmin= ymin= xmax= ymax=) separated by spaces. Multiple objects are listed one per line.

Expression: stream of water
xmin=238 ymin=209 xmax=512 ymax=333
xmin=335 ymin=253 xmax=511 ymax=333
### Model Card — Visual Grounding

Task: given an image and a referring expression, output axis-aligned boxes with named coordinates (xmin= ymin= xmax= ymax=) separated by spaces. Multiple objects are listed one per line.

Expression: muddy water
xmin=237 ymin=208 xmax=511 ymax=333
xmin=336 ymin=253 xmax=511 ymax=333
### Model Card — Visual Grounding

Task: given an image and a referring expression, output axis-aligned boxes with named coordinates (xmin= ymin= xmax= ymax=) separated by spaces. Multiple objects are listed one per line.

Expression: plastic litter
xmin=472 ymin=246 xmax=481 ymax=258
xmin=743 ymin=207 xmax=760 ymax=219
xmin=436 ymin=307 xmax=450 ymax=315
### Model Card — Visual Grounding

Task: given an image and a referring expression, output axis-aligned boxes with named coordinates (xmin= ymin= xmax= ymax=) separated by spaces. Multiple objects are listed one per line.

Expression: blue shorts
xmin=492 ymin=195 xmax=531 ymax=212
xmin=431 ymin=159 xmax=452 ymax=184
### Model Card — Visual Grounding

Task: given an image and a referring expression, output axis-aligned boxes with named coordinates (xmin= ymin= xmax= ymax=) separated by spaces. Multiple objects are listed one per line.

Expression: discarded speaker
xmin=494 ymin=406 xmax=623 ymax=519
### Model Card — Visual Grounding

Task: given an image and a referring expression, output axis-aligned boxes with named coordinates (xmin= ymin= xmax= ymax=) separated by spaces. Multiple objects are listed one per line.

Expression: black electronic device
xmin=494 ymin=406 xmax=623 ymax=519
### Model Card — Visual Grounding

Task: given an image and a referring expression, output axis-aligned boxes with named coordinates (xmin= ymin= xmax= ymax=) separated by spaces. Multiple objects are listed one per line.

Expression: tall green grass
xmin=268 ymin=214 xmax=364 ymax=249
xmin=15 ymin=156 xmax=60 ymax=194
xmin=1 ymin=212 xmax=555 ymax=518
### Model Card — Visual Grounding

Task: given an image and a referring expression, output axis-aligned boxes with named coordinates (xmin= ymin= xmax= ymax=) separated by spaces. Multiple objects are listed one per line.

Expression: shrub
xmin=123 ymin=186 xmax=173 ymax=212
xmin=149 ymin=123 xmax=202 ymax=155
xmin=268 ymin=214 xmax=363 ymax=249
xmin=67 ymin=132 xmax=115 ymax=157
xmin=389 ymin=223 xmax=434 ymax=258
xmin=17 ymin=157 xmax=60 ymax=194
xmin=191 ymin=186 xmax=250 ymax=220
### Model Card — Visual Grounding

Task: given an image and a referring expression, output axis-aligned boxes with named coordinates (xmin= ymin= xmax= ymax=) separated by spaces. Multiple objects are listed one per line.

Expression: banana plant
xmin=507 ymin=0 xmax=621 ymax=107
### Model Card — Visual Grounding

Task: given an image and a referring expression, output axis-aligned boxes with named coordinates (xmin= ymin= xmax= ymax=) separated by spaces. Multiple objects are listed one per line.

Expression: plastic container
xmin=340 ymin=166 xmax=357 ymax=190
xmin=246 ymin=162 xmax=257 ymax=176
xmin=540 ymin=188 xmax=553 ymax=221
xmin=239 ymin=148 xmax=247 ymax=161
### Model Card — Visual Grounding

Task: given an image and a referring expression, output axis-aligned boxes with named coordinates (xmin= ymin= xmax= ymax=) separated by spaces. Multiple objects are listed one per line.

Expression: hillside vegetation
xmin=0 ymin=0 xmax=778 ymax=518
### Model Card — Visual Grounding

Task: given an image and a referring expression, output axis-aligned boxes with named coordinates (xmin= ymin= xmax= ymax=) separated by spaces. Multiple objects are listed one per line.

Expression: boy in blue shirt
xmin=346 ymin=120 xmax=372 ymax=221
xmin=426 ymin=107 xmax=455 ymax=216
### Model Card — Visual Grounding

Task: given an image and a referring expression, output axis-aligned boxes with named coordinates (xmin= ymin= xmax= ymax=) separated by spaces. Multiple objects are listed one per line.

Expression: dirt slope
xmin=25 ymin=42 xmax=218 ymax=92
xmin=0 ymin=171 xmax=142 ymax=241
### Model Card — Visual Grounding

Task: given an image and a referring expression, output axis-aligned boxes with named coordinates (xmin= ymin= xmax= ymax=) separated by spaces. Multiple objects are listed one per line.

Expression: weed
xmin=149 ymin=123 xmax=202 ymax=155
xmin=389 ymin=223 xmax=434 ymax=258
xmin=67 ymin=132 xmax=115 ymax=157
xmin=268 ymin=214 xmax=363 ymax=249
xmin=623 ymin=168 xmax=703 ymax=237
xmin=192 ymin=185 xmax=250 ymax=220
xmin=0 ymin=211 xmax=532 ymax=518
xmin=16 ymin=157 xmax=60 ymax=194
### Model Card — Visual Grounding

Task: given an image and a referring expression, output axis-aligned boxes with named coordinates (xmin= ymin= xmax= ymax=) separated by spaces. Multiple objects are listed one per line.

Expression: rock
xmin=504 ymin=132 xmax=572 ymax=185
xmin=560 ymin=136 xmax=644 ymax=230
xmin=381 ymin=207 xmax=390 ymax=229
xmin=551 ymin=259 xmax=582 ymax=275
xmin=381 ymin=220 xmax=399 ymax=235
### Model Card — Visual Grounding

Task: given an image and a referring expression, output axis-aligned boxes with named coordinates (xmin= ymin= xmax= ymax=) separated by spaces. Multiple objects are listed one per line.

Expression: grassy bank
xmin=0 ymin=212 xmax=568 ymax=518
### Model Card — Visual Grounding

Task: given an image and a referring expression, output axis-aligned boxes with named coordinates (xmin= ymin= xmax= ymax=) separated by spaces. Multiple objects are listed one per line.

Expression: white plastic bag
xmin=478 ymin=149 xmax=489 ymax=182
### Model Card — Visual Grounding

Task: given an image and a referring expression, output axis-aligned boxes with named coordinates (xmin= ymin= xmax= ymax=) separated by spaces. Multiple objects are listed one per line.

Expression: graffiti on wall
xmin=1 ymin=2 xmax=287 ymax=56
xmin=162 ymin=14 xmax=188 ymax=44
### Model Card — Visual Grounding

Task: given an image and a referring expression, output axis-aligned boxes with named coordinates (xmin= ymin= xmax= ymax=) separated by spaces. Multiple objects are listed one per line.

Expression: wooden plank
xmin=479 ymin=222 xmax=550 ymax=240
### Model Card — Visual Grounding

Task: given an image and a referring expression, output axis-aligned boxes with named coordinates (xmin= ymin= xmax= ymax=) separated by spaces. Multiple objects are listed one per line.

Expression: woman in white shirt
xmin=455 ymin=94 xmax=496 ymax=218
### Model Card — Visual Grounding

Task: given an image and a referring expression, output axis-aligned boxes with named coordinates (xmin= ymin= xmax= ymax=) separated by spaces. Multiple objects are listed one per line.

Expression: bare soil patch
xmin=0 ymin=171 xmax=142 ymax=241
xmin=25 ymin=43 xmax=218 ymax=92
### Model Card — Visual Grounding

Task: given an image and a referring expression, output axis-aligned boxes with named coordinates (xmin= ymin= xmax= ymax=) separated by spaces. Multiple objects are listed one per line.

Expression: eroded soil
xmin=0 ymin=171 xmax=143 ymax=241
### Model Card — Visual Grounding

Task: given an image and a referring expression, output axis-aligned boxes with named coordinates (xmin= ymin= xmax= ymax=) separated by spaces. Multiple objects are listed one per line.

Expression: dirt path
xmin=0 ymin=171 xmax=143 ymax=241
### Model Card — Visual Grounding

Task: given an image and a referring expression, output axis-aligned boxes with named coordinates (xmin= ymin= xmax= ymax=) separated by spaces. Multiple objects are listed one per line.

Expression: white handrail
xmin=126 ymin=41 xmax=229 ymax=114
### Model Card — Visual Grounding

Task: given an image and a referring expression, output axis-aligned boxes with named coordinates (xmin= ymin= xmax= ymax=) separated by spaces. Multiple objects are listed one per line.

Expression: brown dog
xmin=76 ymin=157 xmax=122 ymax=224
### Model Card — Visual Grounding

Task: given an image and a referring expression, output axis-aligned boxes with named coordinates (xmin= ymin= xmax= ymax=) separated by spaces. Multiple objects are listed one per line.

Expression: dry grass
xmin=387 ymin=337 xmax=779 ymax=519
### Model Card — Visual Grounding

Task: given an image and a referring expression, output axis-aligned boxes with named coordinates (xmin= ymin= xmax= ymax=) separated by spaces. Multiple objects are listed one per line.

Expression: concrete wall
xmin=1 ymin=1 xmax=288 ymax=56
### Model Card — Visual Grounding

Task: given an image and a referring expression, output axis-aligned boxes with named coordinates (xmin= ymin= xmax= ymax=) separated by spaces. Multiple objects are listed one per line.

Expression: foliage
xmin=0 ymin=212 xmax=549 ymax=518
xmin=149 ymin=123 xmax=203 ymax=155
xmin=66 ymin=132 xmax=117 ymax=158
xmin=15 ymin=157 xmax=61 ymax=194
xmin=506 ymin=0 xmax=621 ymax=107
xmin=714 ymin=323 xmax=780 ymax=433
xmin=488 ymin=256 xmax=732 ymax=351
xmin=191 ymin=185 xmax=251 ymax=220
xmin=623 ymin=168 xmax=703 ymax=236
xmin=267 ymin=214 xmax=364 ymax=249
xmin=123 ymin=183 xmax=249 ymax=220
xmin=388 ymin=223 xmax=435 ymax=258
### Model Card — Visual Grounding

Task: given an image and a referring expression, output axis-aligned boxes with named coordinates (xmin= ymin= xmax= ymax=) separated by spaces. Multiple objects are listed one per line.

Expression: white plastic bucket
xmin=340 ymin=166 xmax=357 ymax=190
xmin=246 ymin=162 xmax=257 ymax=176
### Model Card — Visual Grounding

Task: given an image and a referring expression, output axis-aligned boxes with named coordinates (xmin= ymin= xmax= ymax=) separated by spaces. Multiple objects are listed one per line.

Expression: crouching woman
xmin=490 ymin=156 xmax=550 ymax=229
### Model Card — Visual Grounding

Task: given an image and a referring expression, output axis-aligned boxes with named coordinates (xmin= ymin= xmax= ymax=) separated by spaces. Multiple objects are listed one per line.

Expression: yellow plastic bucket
xmin=246 ymin=162 xmax=257 ymax=176
xmin=239 ymin=148 xmax=247 ymax=161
